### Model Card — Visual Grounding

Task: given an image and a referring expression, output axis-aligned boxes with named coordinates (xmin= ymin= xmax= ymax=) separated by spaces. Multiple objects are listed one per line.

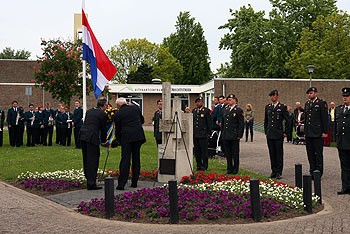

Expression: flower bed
xmin=77 ymin=172 xmax=320 ymax=223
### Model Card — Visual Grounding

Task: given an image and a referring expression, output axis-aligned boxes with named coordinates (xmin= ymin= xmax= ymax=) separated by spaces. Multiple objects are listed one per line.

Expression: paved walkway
xmin=1 ymin=131 xmax=350 ymax=233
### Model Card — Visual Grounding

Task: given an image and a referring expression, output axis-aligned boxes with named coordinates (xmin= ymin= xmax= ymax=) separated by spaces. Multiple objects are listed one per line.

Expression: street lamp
xmin=306 ymin=65 xmax=315 ymax=87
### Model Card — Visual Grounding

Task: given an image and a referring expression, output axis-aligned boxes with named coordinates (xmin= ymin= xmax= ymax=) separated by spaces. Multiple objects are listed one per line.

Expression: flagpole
xmin=82 ymin=0 xmax=87 ymax=119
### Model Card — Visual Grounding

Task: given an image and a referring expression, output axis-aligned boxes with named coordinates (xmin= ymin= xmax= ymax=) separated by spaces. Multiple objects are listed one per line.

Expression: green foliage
xmin=163 ymin=11 xmax=212 ymax=84
xmin=218 ymin=0 xmax=338 ymax=78
xmin=127 ymin=63 xmax=154 ymax=84
xmin=0 ymin=47 xmax=31 ymax=59
xmin=107 ymin=38 xmax=183 ymax=84
xmin=34 ymin=39 xmax=92 ymax=105
xmin=286 ymin=12 xmax=350 ymax=79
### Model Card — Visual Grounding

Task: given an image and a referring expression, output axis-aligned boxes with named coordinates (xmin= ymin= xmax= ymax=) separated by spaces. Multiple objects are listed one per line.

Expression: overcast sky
xmin=0 ymin=0 xmax=349 ymax=71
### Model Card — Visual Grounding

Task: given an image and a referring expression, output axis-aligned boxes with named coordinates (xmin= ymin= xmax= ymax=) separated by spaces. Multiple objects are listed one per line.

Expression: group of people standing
xmin=0 ymin=100 xmax=83 ymax=148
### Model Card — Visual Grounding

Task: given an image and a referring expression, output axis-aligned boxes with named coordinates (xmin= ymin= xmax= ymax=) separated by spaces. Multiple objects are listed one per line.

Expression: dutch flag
xmin=82 ymin=9 xmax=117 ymax=99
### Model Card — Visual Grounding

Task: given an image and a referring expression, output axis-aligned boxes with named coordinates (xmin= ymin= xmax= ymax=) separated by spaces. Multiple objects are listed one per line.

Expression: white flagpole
xmin=82 ymin=0 xmax=87 ymax=119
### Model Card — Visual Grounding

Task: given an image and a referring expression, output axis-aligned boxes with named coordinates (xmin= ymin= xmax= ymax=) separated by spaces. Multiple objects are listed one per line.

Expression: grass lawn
xmin=0 ymin=130 xmax=267 ymax=181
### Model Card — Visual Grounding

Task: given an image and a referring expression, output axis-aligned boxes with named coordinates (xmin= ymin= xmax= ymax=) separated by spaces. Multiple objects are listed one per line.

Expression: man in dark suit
xmin=211 ymin=96 xmax=221 ymax=131
xmin=114 ymin=97 xmax=146 ymax=190
xmin=59 ymin=106 xmax=73 ymax=146
xmin=79 ymin=97 xmax=108 ymax=190
xmin=55 ymin=103 xmax=63 ymax=145
xmin=264 ymin=89 xmax=290 ymax=179
xmin=335 ymin=88 xmax=350 ymax=194
xmin=192 ymin=96 xmax=212 ymax=171
xmin=0 ymin=108 xmax=4 ymax=147
xmin=24 ymin=104 xmax=42 ymax=147
xmin=221 ymin=94 xmax=244 ymax=175
xmin=72 ymin=100 xmax=83 ymax=149
xmin=304 ymin=87 xmax=329 ymax=178
xmin=152 ymin=99 xmax=162 ymax=146
xmin=7 ymin=100 xmax=22 ymax=147
xmin=43 ymin=102 xmax=55 ymax=146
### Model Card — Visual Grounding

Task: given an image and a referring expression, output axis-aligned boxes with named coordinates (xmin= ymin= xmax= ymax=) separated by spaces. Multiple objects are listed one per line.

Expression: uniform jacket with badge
xmin=7 ymin=107 xmax=24 ymax=126
xmin=153 ymin=109 xmax=162 ymax=141
xmin=304 ymin=98 xmax=329 ymax=138
xmin=222 ymin=105 xmax=244 ymax=141
xmin=192 ymin=106 xmax=212 ymax=138
xmin=335 ymin=105 xmax=350 ymax=150
xmin=79 ymin=107 xmax=107 ymax=146
xmin=264 ymin=102 xmax=290 ymax=139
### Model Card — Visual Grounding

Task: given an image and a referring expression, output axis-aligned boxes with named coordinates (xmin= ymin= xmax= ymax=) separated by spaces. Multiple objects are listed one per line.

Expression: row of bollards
xmin=103 ymin=164 xmax=322 ymax=222
xmin=295 ymin=164 xmax=322 ymax=214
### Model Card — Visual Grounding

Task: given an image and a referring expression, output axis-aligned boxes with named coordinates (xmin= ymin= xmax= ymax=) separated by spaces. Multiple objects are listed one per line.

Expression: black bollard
xmin=168 ymin=179 xmax=179 ymax=224
xmin=295 ymin=163 xmax=302 ymax=188
xmin=250 ymin=179 xmax=261 ymax=222
xmin=303 ymin=175 xmax=312 ymax=213
xmin=105 ymin=177 xmax=115 ymax=218
xmin=313 ymin=170 xmax=322 ymax=204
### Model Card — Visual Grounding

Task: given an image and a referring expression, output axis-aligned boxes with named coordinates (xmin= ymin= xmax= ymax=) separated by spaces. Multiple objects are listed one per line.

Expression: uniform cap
xmin=226 ymin=94 xmax=235 ymax=99
xmin=268 ymin=89 xmax=278 ymax=96
xmin=306 ymin=87 xmax=317 ymax=94
xmin=342 ymin=87 xmax=350 ymax=96
xmin=195 ymin=96 xmax=204 ymax=102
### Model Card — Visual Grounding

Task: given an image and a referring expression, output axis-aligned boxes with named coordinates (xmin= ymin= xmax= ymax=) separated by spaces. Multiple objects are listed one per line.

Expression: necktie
xmin=345 ymin=106 xmax=349 ymax=113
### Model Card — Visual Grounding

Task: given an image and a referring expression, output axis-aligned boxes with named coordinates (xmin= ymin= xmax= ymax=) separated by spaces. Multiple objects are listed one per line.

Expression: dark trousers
xmin=118 ymin=141 xmax=142 ymax=188
xmin=74 ymin=127 xmax=81 ymax=148
xmin=43 ymin=126 xmax=54 ymax=146
xmin=306 ymin=137 xmax=324 ymax=176
xmin=155 ymin=138 xmax=162 ymax=145
xmin=0 ymin=130 xmax=3 ymax=146
xmin=61 ymin=128 xmax=72 ymax=146
xmin=9 ymin=125 xmax=21 ymax=147
xmin=55 ymin=126 xmax=61 ymax=144
xmin=194 ymin=138 xmax=209 ymax=170
xmin=223 ymin=139 xmax=240 ymax=173
xmin=331 ymin=121 xmax=335 ymax=142
xmin=338 ymin=149 xmax=350 ymax=190
xmin=26 ymin=127 xmax=35 ymax=146
xmin=267 ymin=138 xmax=284 ymax=174
xmin=81 ymin=141 xmax=100 ymax=187
xmin=245 ymin=121 xmax=254 ymax=142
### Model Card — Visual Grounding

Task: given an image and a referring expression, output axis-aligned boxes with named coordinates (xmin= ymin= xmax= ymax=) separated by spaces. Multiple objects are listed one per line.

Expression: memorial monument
xmin=157 ymin=82 xmax=194 ymax=182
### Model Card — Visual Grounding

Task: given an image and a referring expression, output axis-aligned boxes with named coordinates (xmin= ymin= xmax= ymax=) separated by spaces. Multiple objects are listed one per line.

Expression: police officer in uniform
xmin=192 ymin=96 xmax=212 ymax=171
xmin=153 ymin=99 xmax=162 ymax=146
xmin=222 ymin=94 xmax=244 ymax=174
xmin=304 ymin=87 xmax=329 ymax=178
xmin=264 ymin=90 xmax=290 ymax=179
xmin=335 ymin=88 xmax=350 ymax=194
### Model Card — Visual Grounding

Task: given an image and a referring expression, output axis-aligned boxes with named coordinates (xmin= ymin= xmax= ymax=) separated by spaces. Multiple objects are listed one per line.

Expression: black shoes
xmin=116 ymin=186 xmax=124 ymax=190
xmin=87 ymin=185 xmax=102 ymax=190
xmin=227 ymin=170 xmax=238 ymax=175
xmin=130 ymin=183 xmax=137 ymax=188
xmin=337 ymin=189 xmax=350 ymax=195
xmin=270 ymin=172 xmax=282 ymax=179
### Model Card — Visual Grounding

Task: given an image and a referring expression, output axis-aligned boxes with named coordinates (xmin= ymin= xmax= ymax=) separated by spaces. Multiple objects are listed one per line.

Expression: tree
xmin=107 ymin=38 xmax=183 ymax=84
xmin=219 ymin=5 xmax=269 ymax=78
xmin=218 ymin=0 xmax=338 ymax=78
xmin=0 ymin=47 xmax=31 ymax=59
xmin=163 ymin=11 xmax=212 ymax=84
xmin=127 ymin=63 xmax=154 ymax=84
xmin=34 ymin=39 xmax=91 ymax=105
xmin=286 ymin=12 xmax=350 ymax=79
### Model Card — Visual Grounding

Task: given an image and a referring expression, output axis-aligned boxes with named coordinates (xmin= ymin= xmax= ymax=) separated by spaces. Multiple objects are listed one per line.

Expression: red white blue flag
xmin=82 ymin=9 xmax=117 ymax=99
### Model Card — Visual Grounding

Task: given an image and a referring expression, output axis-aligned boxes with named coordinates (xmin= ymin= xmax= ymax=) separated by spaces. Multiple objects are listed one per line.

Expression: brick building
xmin=1 ymin=59 xmax=349 ymax=126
